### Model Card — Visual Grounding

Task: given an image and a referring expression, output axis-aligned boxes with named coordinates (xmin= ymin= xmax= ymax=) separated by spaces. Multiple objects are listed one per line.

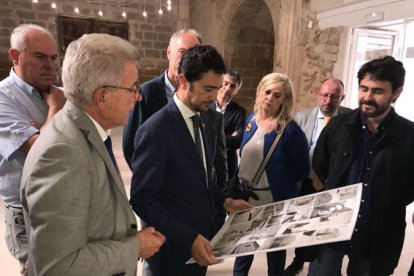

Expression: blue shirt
xmin=0 ymin=69 xmax=49 ymax=206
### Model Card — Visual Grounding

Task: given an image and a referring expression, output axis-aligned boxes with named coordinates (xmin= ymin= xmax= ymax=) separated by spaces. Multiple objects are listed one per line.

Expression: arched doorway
xmin=223 ymin=0 xmax=274 ymax=113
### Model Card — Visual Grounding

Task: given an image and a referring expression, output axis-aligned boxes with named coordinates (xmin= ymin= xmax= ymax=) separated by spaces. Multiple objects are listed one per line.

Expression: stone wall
xmin=190 ymin=0 xmax=343 ymax=113
xmin=0 ymin=0 xmax=177 ymax=83
xmin=0 ymin=0 xmax=343 ymax=113
xmin=296 ymin=0 xmax=344 ymax=111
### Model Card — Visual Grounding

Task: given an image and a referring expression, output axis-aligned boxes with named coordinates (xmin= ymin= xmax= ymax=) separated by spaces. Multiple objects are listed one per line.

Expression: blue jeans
xmin=308 ymin=245 xmax=370 ymax=276
xmin=233 ymin=250 xmax=286 ymax=276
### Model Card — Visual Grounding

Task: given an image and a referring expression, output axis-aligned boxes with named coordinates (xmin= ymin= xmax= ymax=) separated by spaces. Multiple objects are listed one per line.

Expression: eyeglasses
xmin=103 ymin=81 xmax=141 ymax=95
xmin=318 ymin=93 xmax=344 ymax=101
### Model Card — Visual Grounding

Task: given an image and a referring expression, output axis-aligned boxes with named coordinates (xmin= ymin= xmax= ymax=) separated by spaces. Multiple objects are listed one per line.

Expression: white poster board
xmin=188 ymin=182 xmax=362 ymax=263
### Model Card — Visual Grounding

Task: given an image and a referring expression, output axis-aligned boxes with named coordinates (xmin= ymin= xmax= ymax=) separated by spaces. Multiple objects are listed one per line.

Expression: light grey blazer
xmin=295 ymin=106 xmax=352 ymax=144
xmin=21 ymin=101 xmax=139 ymax=276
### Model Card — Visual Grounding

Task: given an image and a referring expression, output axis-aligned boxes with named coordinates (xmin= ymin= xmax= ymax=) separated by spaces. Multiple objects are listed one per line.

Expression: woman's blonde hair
xmin=253 ymin=72 xmax=294 ymax=131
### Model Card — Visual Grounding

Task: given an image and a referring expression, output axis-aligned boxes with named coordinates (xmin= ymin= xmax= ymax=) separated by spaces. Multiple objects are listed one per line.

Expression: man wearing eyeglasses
xmin=20 ymin=33 xmax=165 ymax=276
xmin=284 ymin=78 xmax=351 ymax=275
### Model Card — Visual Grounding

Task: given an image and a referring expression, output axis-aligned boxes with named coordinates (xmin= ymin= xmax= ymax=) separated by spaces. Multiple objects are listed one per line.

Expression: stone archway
xmin=188 ymin=0 xmax=305 ymax=112
xmin=222 ymin=0 xmax=274 ymax=112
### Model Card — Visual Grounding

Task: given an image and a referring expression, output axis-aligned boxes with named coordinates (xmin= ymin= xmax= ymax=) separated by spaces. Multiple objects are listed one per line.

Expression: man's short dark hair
xmin=357 ymin=55 xmax=405 ymax=92
xmin=178 ymin=45 xmax=226 ymax=83
xmin=227 ymin=69 xmax=242 ymax=87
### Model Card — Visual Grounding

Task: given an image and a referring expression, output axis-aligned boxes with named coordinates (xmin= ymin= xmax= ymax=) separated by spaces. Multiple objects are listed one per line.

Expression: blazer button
xmin=131 ymin=223 xmax=137 ymax=230
xmin=342 ymin=152 xmax=349 ymax=156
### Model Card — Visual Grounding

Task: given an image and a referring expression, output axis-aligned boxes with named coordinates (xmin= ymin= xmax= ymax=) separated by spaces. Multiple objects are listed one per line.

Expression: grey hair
xmin=62 ymin=33 xmax=139 ymax=107
xmin=169 ymin=29 xmax=202 ymax=46
xmin=11 ymin=24 xmax=55 ymax=51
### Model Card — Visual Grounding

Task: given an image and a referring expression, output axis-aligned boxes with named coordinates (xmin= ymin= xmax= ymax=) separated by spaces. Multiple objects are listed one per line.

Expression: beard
xmin=359 ymin=98 xmax=392 ymax=118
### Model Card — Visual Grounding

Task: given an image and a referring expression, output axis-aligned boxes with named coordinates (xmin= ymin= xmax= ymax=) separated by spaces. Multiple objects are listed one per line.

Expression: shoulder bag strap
xmin=251 ymin=120 xmax=291 ymax=186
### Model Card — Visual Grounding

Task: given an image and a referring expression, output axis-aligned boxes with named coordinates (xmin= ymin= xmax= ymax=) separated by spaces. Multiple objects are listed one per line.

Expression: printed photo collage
xmin=209 ymin=183 xmax=362 ymax=260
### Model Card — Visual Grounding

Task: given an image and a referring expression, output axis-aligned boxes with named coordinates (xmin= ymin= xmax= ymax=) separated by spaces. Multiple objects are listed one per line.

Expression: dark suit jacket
xmin=313 ymin=108 xmax=414 ymax=275
xmin=295 ymin=105 xmax=352 ymax=192
xmin=123 ymin=72 xmax=167 ymax=167
xmin=210 ymin=101 xmax=246 ymax=178
xmin=130 ymin=100 xmax=226 ymax=276
xmin=205 ymin=109 xmax=228 ymax=190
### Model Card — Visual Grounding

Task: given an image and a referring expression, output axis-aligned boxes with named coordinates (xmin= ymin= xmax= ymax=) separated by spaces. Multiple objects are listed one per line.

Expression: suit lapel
xmin=167 ymin=101 xmax=208 ymax=187
xmin=200 ymin=113 xmax=213 ymax=184
xmin=64 ymin=102 xmax=129 ymax=199
xmin=156 ymin=73 xmax=168 ymax=106
xmin=304 ymin=107 xmax=318 ymax=142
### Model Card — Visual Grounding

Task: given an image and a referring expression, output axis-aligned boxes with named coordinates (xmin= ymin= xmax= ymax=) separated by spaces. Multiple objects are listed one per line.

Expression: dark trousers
xmin=233 ymin=250 xmax=286 ymax=276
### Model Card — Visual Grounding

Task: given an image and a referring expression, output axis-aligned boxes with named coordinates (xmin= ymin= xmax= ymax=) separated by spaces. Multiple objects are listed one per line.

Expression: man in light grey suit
xmin=284 ymin=78 xmax=351 ymax=276
xmin=21 ymin=33 xmax=165 ymax=276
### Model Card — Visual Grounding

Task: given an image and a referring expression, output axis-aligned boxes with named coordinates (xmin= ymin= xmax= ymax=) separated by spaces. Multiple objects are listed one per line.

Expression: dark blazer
xmin=130 ymin=100 xmax=226 ymax=276
xmin=210 ymin=101 xmax=246 ymax=178
xmin=205 ymin=108 xmax=228 ymax=190
xmin=295 ymin=105 xmax=352 ymax=192
xmin=123 ymin=72 xmax=167 ymax=167
xmin=313 ymin=108 xmax=414 ymax=275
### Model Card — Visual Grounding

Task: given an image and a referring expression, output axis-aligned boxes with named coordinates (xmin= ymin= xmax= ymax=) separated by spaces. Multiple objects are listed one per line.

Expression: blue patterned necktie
xmin=104 ymin=136 xmax=117 ymax=166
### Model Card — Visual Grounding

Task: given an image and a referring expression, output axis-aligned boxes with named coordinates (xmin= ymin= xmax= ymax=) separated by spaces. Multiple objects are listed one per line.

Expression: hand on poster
xmin=224 ymin=198 xmax=254 ymax=214
xmin=190 ymin=234 xmax=220 ymax=266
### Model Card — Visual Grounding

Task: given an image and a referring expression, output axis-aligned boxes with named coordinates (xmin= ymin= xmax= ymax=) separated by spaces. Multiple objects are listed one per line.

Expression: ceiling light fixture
xmin=142 ymin=0 xmax=147 ymax=17
xmin=121 ymin=0 xmax=127 ymax=18
xmin=158 ymin=0 xmax=163 ymax=15
xmin=98 ymin=0 xmax=103 ymax=16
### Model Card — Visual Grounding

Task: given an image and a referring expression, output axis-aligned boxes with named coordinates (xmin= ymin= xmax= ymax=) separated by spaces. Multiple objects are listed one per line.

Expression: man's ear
xmin=8 ymin=48 xmax=19 ymax=65
xmin=392 ymin=86 xmax=403 ymax=103
xmin=92 ymin=87 xmax=107 ymax=108
xmin=177 ymin=74 xmax=188 ymax=90
xmin=167 ymin=45 xmax=171 ymax=60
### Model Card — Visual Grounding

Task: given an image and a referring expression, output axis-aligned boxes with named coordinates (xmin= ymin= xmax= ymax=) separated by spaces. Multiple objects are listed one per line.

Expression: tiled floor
xmin=1 ymin=126 xmax=413 ymax=275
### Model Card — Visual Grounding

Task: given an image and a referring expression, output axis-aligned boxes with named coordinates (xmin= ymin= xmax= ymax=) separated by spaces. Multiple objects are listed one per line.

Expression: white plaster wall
xmin=315 ymin=0 xmax=414 ymax=29
xmin=313 ymin=0 xmax=414 ymax=96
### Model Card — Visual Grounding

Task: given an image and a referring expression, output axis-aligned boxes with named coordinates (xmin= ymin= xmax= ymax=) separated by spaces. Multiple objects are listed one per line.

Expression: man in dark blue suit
xmin=122 ymin=29 xmax=201 ymax=167
xmin=130 ymin=45 xmax=252 ymax=276
xmin=210 ymin=69 xmax=246 ymax=179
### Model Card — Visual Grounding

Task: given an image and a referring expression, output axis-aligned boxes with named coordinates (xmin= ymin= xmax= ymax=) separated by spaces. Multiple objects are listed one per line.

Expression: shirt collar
xmin=215 ymin=101 xmax=229 ymax=113
xmin=173 ymin=93 xmax=198 ymax=120
xmin=84 ymin=111 xmax=110 ymax=142
xmin=317 ymin=107 xmax=338 ymax=119
xmin=9 ymin=68 xmax=41 ymax=98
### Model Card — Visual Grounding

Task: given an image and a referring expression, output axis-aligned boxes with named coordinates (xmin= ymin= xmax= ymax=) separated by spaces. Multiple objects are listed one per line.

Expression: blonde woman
xmin=233 ymin=73 xmax=310 ymax=276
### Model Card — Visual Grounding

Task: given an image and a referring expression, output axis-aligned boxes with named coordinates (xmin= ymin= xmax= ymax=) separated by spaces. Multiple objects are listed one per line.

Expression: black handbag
xmin=226 ymin=121 xmax=289 ymax=201
xmin=226 ymin=176 xmax=259 ymax=201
